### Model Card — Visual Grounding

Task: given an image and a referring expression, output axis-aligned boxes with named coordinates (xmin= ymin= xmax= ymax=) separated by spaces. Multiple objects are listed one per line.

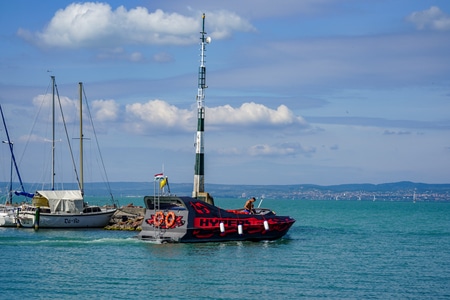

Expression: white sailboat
xmin=18 ymin=78 xmax=116 ymax=229
xmin=0 ymin=205 xmax=17 ymax=227
xmin=1 ymin=104 xmax=34 ymax=227
xmin=1 ymin=105 xmax=17 ymax=227
xmin=0 ymin=142 xmax=17 ymax=226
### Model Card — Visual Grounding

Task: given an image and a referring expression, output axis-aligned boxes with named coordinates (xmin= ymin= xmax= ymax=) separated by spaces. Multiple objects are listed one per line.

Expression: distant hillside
xmin=2 ymin=181 xmax=449 ymax=201
xmin=203 ymin=181 xmax=450 ymax=201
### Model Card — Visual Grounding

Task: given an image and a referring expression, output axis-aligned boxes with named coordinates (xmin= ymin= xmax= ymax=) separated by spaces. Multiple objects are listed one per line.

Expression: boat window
xmin=144 ymin=197 xmax=186 ymax=210
xmin=83 ymin=207 xmax=101 ymax=213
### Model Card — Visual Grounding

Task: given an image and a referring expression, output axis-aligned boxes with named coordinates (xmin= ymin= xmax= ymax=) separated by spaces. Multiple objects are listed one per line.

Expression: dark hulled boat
xmin=137 ymin=14 xmax=295 ymax=242
xmin=138 ymin=195 xmax=295 ymax=243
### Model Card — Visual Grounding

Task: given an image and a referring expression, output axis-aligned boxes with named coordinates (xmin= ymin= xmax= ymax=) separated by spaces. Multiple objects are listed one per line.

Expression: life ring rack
xmin=165 ymin=211 xmax=176 ymax=228
xmin=153 ymin=211 xmax=165 ymax=227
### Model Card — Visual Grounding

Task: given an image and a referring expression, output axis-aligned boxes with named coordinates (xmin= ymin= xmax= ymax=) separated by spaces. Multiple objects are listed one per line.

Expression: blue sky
xmin=1 ymin=0 xmax=449 ymax=187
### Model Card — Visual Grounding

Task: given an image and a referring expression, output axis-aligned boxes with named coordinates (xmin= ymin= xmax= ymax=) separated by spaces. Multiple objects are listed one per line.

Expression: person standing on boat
xmin=244 ymin=197 xmax=256 ymax=214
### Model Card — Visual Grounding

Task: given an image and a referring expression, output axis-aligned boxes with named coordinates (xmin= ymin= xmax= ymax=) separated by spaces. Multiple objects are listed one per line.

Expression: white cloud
xmin=124 ymin=100 xmax=308 ymax=135
xmin=32 ymin=93 xmax=78 ymax=124
xmin=206 ymin=10 xmax=256 ymax=39
xmin=91 ymin=99 xmax=119 ymax=122
xmin=17 ymin=2 xmax=255 ymax=49
xmin=407 ymin=6 xmax=450 ymax=31
xmin=125 ymin=100 xmax=194 ymax=134
xmin=30 ymin=94 xmax=118 ymax=136
xmin=207 ymin=102 xmax=308 ymax=128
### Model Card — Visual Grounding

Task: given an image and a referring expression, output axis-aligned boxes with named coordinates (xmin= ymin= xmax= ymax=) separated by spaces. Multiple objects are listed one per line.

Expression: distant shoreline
xmin=2 ymin=181 xmax=449 ymax=202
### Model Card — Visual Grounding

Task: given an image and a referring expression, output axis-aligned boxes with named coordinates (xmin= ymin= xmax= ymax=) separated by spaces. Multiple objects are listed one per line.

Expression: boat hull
xmin=0 ymin=205 xmax=18 ymax=227
xmin=0 ymin=211 xmax=17 ymax=227
xmin=137 ymin=196 xmax=295 ymax=243
xmin=18 ymin=209 xmax=116 ymax=228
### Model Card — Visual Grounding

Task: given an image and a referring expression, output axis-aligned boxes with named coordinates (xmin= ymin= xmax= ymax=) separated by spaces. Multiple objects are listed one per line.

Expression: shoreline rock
xmin=104 ymin=205 xmax=146 ymax=231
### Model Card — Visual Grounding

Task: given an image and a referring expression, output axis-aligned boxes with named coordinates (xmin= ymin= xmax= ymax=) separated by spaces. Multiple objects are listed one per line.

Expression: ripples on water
xmin=1 ymin=199 xmax=449 ymax=299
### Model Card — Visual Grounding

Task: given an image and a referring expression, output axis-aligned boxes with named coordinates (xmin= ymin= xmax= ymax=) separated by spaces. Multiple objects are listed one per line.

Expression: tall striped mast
xmin=192 ymin=13 xmax=210 ymax=198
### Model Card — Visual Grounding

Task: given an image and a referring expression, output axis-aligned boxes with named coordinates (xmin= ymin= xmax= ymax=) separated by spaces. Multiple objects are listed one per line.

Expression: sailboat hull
xmin=18 ymin=207 xmax=116 ymax=228
xmin=0 ymin=206 xmax=17 ymax=227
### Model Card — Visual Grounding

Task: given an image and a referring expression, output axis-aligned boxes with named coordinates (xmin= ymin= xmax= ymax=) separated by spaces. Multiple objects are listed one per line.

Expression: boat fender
xmin=165 ymin=211 xmax=176 ymax=228
xmin=34 ymin=207 xmax=40 ymax=231
xmin=219 ymin=222 xmax=225 ymax=233
xmin=263 ymin=220 xmax=269 ymax=231
xmin=153 ymin=211 xmax=165 ymax=227
xmin=238 ymin=224 xmax=243 ymax=235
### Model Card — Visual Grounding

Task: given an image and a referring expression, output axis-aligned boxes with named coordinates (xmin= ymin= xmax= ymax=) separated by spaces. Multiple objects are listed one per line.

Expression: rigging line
xmin=82 ymin=87 xmax=116 ymax=204
xmin=18 ymin=79 xmax=52 ymax=179
xmin=55 ymin=81 xmax=81 ymax=190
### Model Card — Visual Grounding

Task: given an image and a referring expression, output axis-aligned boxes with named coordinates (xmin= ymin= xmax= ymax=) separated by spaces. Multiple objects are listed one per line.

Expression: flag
xmin=154 ymin=173 xmax=164 ymax=180
xmin=160 ymin=177 xmax=167 ymax=189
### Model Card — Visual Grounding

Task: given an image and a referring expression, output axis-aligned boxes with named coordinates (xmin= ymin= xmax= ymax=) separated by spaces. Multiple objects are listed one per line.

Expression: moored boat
xmin=0 ymin=205 xmax=18 ymax=227
xmin=1 ymin=104 xmax=33 ymax=227
xmin=17 ymin=190 xmax=116 ymax=229
xmin=17 ymin=78 xmax=116 ymax=229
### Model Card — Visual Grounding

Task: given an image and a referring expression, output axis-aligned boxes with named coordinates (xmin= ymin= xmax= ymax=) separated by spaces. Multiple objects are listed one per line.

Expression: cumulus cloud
xmin=124 ymin=100 xmax=308 ymax=135
xmin=125 ymin=100 xmax=194 ymax=134
xmin=407 ymin=6 xmax=450 ymax=31
xmin=17 ymin=2 xmax=255 ymax=49
xmin=206 ymin=10 xmax=256 ymax=39
xmin=207 ymin=102 xmax=308 ymax=128
xmin=91 ymin=99 xmax=119 ymax=122
xmin=32 ymin=93 xmax=78 ymax=124
xmin=30 ymin=92 xmax=119 ymax=137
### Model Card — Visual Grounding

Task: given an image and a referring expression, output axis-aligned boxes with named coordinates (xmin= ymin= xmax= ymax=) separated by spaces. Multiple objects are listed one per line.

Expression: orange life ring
xmin=165 ymin=211 xmax=176 ymax=228
xmin=153 ymin=211 xmax=165 ymax=227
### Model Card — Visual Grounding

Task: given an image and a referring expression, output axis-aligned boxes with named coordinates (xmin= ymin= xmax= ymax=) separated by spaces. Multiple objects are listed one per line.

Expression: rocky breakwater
xmin=104 ymin=204 xmax=146 ymax=231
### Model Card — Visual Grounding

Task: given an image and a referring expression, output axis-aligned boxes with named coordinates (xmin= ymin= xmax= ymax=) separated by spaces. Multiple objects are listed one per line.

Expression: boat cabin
xmin=143 ymin=196 xmax=187 ymax=211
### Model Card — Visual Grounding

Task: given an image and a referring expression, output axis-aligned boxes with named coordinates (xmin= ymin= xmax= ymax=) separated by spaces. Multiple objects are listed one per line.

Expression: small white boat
xmin=0 ymin=204 xmax=17 ymax=227
xmin=1 ymin=104 xmax=32 ymax=227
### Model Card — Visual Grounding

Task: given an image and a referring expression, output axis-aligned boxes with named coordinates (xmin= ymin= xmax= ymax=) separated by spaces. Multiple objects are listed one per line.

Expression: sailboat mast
xmin=51 ymin=76 xmax=56 ymax=190
xmin=1 ymin=107 xmax=13 ymax=203
xmin=79 ymin=82 xmax=84 ymax=196
xmin=192 ymin=13 xmax=209 ymax=198
xmin=1 ymin=105 xmax=27 ymax=197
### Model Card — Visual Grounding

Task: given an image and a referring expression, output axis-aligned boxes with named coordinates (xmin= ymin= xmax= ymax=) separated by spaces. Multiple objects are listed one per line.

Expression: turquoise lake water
xmin=1 ymin=198 xmax=449 ymax=299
